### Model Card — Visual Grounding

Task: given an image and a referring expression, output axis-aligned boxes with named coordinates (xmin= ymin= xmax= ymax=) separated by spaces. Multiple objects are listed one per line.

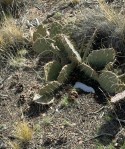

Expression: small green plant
xmin=108 ymin=144 xmax=115 ymax=149
xmin=62 ymin=119 xmax=74 ymax=127
xmin=96 ymin=142 xmax=115 ymax=149
xmin=34 ymin=123 xmax=41 ymax=132
xmin=96 ymin=144 xmax=104 ymax=149
xmin=42 ymin=116 xmax=52 ymax=126
xmin=121 ymin=141 xmax=125 ymax=149
xmin=60 ymin=95 xmax=70 ymax=108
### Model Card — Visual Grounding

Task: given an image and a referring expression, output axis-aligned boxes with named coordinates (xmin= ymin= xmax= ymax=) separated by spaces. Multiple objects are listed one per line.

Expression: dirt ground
xmin=1 ymin=0 xmax=125 ymax=149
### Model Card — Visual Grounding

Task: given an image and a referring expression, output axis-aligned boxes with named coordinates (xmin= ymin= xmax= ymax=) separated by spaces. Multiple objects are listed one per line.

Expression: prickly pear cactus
xmin=99 ymin=70 xmax=125 ymax=94
xmin=39 ymin=81 xmax=61 ymax=95
xmin=50 ymin=22 xmax=63 ymax=37
xmin=57 ymin=63 xmax=75 ymax=84
xmin=87 ymin=48 xmax=116 ymax=69
xmin=33 ymin=24 xmax=49 ymax=41
xmin=33 ymin=37 xmax=54 ymax=54
xmin=79 ymin=62 xmax=98 ymax=81
xmin=58 ymin=34 xmax=82 ymax=63
xmin=44 ymin=61 xmax=62 ymax=81
xmin=32 ymin=21 xmax=125 ymax=99
xmin=33 ymin=94 xmax=54 ymax=105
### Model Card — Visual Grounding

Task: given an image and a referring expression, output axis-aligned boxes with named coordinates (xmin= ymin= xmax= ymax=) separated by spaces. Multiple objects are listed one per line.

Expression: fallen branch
xmin=84 ymin=133 xmax=113 ymax=142
xmin=110 ymin=90 xmax=125 ymax=103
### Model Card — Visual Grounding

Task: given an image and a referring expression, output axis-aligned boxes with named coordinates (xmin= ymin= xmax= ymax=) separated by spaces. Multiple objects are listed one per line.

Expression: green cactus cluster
xmin=32 ymin=22 xmax=125 ymax=104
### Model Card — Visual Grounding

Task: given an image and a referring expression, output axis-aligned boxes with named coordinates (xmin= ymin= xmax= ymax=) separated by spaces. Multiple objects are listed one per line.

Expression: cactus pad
xmin=57 ymin=63 xmax=74 ymax=84
xmin=80 ymin=62 xmax=98 ymax=81
xmin=50 ymin=22 xmax=63 ymax=37
xmin=44 ymin=61 xmax=62 ymax=81
xmin=33 ymin=94 xmax=54 ymax=105
xmin=87 ymin=48 xmax=115 ymax=69
xmin=33 ymin=37 xmax=54 ymax=54
xmin=39 ymin=81 xmax=61 ymax=95
xmin=99 ymin=71 xmax=125 ymax=94
xmin=33 ymin=24 xmax=49 ymax=41
xmin=53 ymin=35 xmax=69 ymax=65
xmin=63 ymin=35 xmax=82 ymax=63
xmin=54 ymin=35 xmax=68 ymax=55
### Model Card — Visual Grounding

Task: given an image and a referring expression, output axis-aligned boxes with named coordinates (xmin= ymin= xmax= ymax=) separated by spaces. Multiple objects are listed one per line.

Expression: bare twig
xmin=86 ymin=106 xmax=105 ymax=115
xmin=111 ymin=90 xmax=125 ymax=103
xmin=84 ymin=133 xmax=113 ymax=142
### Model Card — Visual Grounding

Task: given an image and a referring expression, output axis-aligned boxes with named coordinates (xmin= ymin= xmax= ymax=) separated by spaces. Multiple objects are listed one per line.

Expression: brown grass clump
xmin=9 ymin=141 xmax=21 ymax=149
xmin=0 ymin=17 xmax=23 ymax=48
xmin=97 ymin=0 xmax=125 ymax=28
xmin=8 ymin=48 xmax=28 ymax=67
xmin=97 ymin=0 xmax=125 ymax=44
xmin=14 ymin=121 xmax=33 ymax=143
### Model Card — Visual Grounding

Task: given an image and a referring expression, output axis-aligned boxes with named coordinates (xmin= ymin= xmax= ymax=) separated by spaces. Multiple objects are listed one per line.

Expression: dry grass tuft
xmin=0 ymin=17 xmax=23 ymax=48
xmin=9 ymin=141 xmax=21 ymax=149
xmin=14 ymin=121 xmax=33 ymax=143
xmin=8 ymin=48 xmax=28 ymax=67
xmin=97 ymin=0 xmax=125 ymax=42
xmin=97 ymin=0 xmax=120 ymax=25
xmin=9 ymin=56 xmax=26 ymax=67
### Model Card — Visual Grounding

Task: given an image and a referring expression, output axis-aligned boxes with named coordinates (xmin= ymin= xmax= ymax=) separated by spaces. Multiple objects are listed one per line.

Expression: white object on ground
xmin=74 ymin=82 xmax=95 ymax=93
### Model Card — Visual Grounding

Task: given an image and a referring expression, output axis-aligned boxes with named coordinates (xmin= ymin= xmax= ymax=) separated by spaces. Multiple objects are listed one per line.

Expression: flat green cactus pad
xmin=54 ymin=34 xmax=65 ymax=51
xmin=62 ymin=35 xmax=82 ymax=63
xmin=54 ymin=34 xmax=68 ymax=55
xmin=33 ymin=37 xmax=54 ymax=54
xmin=57 ymin=63 xmax=74 ymax=84
xmin=53 ymin=35 xmax=69 ymax=65
xmin=33 ymin=94 xmax=54 ymax=105
xmin=99 ymin=71 xmax=125 ymax=94
xmin=44 ymin=61 xmax=62 ymax=81
xmin=87 ymin=48 xmax=115 ymax=69
xmin=50 ymin=22 xmax=63 ymax=37
xmin=39 ymin=81 xmax=61 ymax=95
xmin=33 ymin=24 xmax=49 ymax=41
xmin=80 ymin=62 xmax=98 ymax=81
